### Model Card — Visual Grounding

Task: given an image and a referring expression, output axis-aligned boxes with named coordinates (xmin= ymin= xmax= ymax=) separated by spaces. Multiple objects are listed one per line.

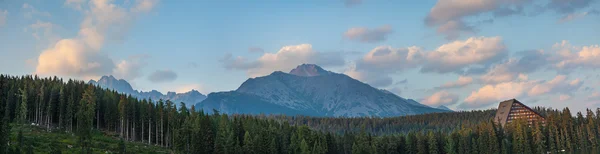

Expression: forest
xmin=0 ymin=74 xmax=599 ymax=154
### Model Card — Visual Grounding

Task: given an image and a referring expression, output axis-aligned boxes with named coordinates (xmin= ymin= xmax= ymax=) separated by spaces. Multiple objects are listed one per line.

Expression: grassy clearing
xmin=8 ymin=124 xmax=172 ymax=154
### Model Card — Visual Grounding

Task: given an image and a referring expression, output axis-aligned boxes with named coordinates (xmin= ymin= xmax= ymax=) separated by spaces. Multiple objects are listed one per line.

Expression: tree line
xmin=1 ymin=74 xmax=599 ymax=154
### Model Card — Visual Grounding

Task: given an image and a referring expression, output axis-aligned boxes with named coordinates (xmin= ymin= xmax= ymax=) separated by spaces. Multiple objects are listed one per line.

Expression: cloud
xmin=175 ymin=84 xmax=208 ymax=94
xmin=554 ymin=41 xmax=600 ymax=70
xmin=435 ymin=20 xmax=476 ymax=40
xmin=528 ymin=75 xmax=583 ymax=96
xmin=462 ymin=74 xmax=583 ymax=109
xmin=248 ymin=47 xmax=264 ymax=53
xmin=346 ymin=46 xmax=423 ymax=87
xmin=27 ymin=20 xmax=58 ymax=40
xmin=132 ymin=0 xmax=160 ymax=13
xmin=35 ymin=0 xmax=159 ymax=79
xmin=438 ymin=76 xmax=473 ymax=89
xmin=480 ymin=50 xmax=548 ymax=84
xmin=421 ymin=91 xmax=459 ymax=107
xmin=65 ymin=0 xmax=86 ymax=10
xmin=587 ymin=91 xmax=600 ymax=101
xmin=463 ymin=81 xmax=534 ymax=109
xmin=344 ymin=0 xmax=362 ymax=7
xmin=558 ymin=9 xmax=599 ymax=23
xmin=22 ymin=3 xmax=52 ymax=19
xmin=112 ymin=55 xmax=149 ymax=81
xmin=548 ymin=0 xmax=596 ymax=14
xmin=35 ymin=39 xmax=116 ymax=79
xmin=422 ymin=36 xmax=507 ymax=73
xmin=148 ymin=70 xmax=177 ymax=83
xmin=559 ymin=94 xmax=572 ymax=101
xmin=424 ymin=0 xmax=530 ymax=39
xmin=0 ymin=10 xmax=7 ymax=27
xmin=424 ymin=0 xmax=597 ymax=38
xmin=221 ymin=44 xmax=346 ymax=77
xmin=344 ymin=25 xmax=393 ymax=43
xmin=347 ymin=36 xmax=506 ymax=87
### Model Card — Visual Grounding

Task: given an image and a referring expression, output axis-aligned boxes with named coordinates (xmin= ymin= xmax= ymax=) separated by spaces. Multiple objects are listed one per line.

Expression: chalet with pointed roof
xmin=493 ymin=99 xmax=545 ymax=126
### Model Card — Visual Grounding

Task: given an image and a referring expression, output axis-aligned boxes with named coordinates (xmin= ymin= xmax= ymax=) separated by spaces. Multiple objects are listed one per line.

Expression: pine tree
xmin=269 ymin=138 xmax=278 ymax=154
xmin=243 ymin=131 xmax=254 ymax=154
xmin=76 ymin=86 xmax=96 ymax=154
xmin=444 ymin=131 xmax=458 ymax=154
xmin=16 ymin=88 xmax=28 ymax=124
xmin=428 ymin=131 xmax=439 ymax=154
xmin=300 ymin=139 xmax=310 ymax=154
xmin=65 ymin=91 xmax=75 ymax=132
xmin=58 ymin=87 xmax=66 ymax=129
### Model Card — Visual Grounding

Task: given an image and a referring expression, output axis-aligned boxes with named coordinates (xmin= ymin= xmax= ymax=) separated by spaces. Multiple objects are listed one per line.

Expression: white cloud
xmin=112 ymin=55 xmax=149 ymax=81
xmin=148 ymin=70 xmax=177 ymax=83
xmin=439 ymin=76 xmax=473 ymax=89
xmin=35 ymin=39 xmax=115 ymax=80
xmin=346 ymin=46 xmax=423 ymax=87
xmin=424 ymin=0 xmax=596 ymax=39
xmin=222 ymin=44 xmax=346 ymax=77
xmin=528 ymin=75 xmax=583 ymax=96
xmin=554 ymin=41 xmax=600 ymax=70
xmin=0 ymin=10 xmax=7 ymax=27
xmin=22 ymin=3 xmax=52 ymax=19
xmin=559 ymin=94 xmax=572 ymax=101
xmin=132 ymin=0 xmax=159 ymax=13
xmin=424 ymin=0 xmax=530 ymax=39
xmin=558 ymin=10 xmax=599 ymax=23
xmin=421 ymin=91 xmax=459 ymax=107
xmin=28 ymin=20 xmax=58 ymax=40
xmin=344 ymin=25 xmax=393 ymax=43
xmin=422 ymin=36 xmax=506 ymax=73
xmin=175 ymin=84 xmax=208 ymax=94
xmin=347 ymin=36 xmax=506 ymax=87
xmin=463 ymin=81 xmax=533 ymax=108
xmin=35 ymin=0 xmax=159 ymax=79
xmin=65 ymin=0 xmax=86 ymax=10
xmin=587 ymin=91 xmax=600 ymax=101
xmin=480 ymin=58 xmax=538 ymax=84
xmin=462 ymin=74 xmax=583 ymax=109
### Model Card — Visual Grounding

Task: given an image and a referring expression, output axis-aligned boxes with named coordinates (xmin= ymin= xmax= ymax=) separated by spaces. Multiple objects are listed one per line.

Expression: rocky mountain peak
xmin=289 ymin=64 xmax=331 ymax=77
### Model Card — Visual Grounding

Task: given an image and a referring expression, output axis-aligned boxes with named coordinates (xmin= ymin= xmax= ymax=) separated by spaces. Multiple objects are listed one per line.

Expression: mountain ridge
xmin=89 ymin=76 xmax=206 ymax=108
xmin=197 ymin=64 xmax=448 ymax=117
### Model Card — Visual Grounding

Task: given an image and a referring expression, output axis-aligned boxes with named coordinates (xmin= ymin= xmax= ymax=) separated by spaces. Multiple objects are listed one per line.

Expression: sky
xmin=1 ymin=0 xmax=599 ymax=112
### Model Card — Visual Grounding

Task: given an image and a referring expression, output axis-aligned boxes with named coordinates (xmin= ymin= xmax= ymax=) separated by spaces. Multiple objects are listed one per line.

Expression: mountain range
xmin=196 ymin=64 xmax=449 ymax=117
xmin=89 ymin=75 xmax=206 ymax=108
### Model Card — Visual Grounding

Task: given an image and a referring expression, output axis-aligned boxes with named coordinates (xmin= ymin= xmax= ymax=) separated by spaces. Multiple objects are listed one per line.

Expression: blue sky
xmin=1 ymin=0 xmax=599 ymax=112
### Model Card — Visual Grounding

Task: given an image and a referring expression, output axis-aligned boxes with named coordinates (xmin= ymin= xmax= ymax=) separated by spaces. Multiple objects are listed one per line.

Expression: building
xmin=493 ymin=99 xmax=545 ymax=126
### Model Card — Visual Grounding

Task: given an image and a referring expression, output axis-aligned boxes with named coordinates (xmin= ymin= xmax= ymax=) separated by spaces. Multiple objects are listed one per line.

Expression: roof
xmin=494 ymin=99 xmax=515 ymax=126
xmin=493 ymin=99 xmax=545 ymax=126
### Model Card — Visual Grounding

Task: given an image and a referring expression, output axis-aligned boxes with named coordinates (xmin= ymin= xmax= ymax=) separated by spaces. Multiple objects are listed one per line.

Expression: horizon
xmin=1 ymin=0 xmax=600 ymax=113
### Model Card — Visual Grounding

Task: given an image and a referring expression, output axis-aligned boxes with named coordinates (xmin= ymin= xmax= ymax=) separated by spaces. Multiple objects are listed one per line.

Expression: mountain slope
xmin=197 ymin=64 xmax=448 ymax=117
xmin=437 ymin=105 xmax=453 ymax=111
xmin=89 ymin=76 xmax=206 ymax=108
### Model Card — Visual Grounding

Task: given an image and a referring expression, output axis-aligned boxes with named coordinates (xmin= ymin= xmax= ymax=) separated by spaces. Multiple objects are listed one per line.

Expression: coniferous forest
xmin=1 ymin=75 xmax=600 ymax=153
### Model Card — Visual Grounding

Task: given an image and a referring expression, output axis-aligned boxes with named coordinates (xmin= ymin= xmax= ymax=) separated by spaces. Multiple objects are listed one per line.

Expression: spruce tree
xmin=76 ymin=86 xmax=96 ymax=154
xmin=300 ymin=139 xmax=310 ymax=154
xmin=16 ymin=88 xmax=28 ymax=124
xmin=428 ymin=131 xmax=439 ymax=154
xmin=243 ymin=131 xmax=254 ymax=154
